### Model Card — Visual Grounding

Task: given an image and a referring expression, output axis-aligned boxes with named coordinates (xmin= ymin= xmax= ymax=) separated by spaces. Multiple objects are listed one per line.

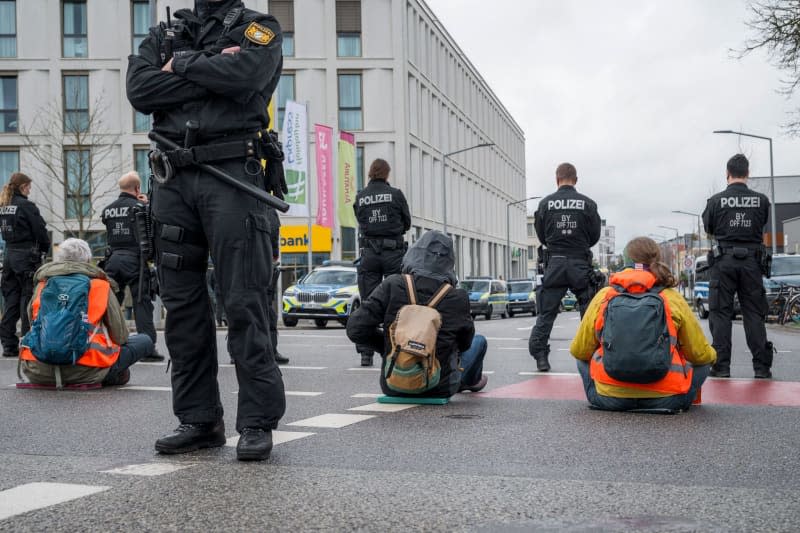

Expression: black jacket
xmin=702 ymin=182 xmax=769 ymax=245
xmin=534 ymin=185 xmax=601 ymax=252
xmin=353 ymin=180 xmax=411 ymax=239
xmin=346 ymin=273 xmax=474 ymax=397
xmin=101 ymin=192 xmax=142 ymax=252
xmin=0 ymin=193 xmax=50 ymax=253
xmin=126 ymin=0 xmax=283 ymax=143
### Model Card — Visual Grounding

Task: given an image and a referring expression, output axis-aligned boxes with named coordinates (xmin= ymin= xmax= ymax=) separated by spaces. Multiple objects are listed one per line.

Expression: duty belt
xmin=361 ymin=237 xmax=404 ymax=250
xmin=150 ymin=134 xmax=262 ymax=184
xmin=4 ymin=241 xmax=36 ymax=250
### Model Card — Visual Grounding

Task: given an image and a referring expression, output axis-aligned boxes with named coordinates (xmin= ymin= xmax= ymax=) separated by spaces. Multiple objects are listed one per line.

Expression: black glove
xmin=263 ymin=130 xmax=288 ymax=199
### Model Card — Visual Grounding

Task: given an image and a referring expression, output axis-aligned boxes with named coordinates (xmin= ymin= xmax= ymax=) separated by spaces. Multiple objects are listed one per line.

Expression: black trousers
xmin=528 ymin=255 xmax=595 ymax=359
xmin=0 ymin=248 xmax=38 ymax=355
xmin=708 ymin=254 xmax=771 ymax=371
xmin=104 ymin=250 xmax=156 ymax=343
xmin=152 ymin=159 xmax=285 ymax=432
xmin=356 ymin=246 xmax=404 ymax=355
xmin=267 ymin=262 xmax=278 ymax=351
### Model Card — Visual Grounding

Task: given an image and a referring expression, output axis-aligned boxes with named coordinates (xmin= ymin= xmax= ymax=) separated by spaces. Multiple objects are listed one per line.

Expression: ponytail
xmin=649 ymin=261 xmax=677 ymax=288
xmin=624 ymin=236 xmax=677 ymax=288
xmin=0 ymin=172 xmax=32 ymax=206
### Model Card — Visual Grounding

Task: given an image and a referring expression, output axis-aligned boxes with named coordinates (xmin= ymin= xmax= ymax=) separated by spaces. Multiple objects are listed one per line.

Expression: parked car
xmin=459 ymin=277 xmax=508 ymax=320
xmin=281 ymin=264 xmax=360 ymax=328
xmin=771 ymin=254 xmax=800 ymax=286
xmin=694 ymin=256 xmax=781 ymax=319
xmin=505 ymin=279 xmax=536 ymax=317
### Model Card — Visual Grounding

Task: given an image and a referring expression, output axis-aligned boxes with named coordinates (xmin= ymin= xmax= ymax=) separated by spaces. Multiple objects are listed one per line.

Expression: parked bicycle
xmin=770 ymin=283 xmax=800 ymax=326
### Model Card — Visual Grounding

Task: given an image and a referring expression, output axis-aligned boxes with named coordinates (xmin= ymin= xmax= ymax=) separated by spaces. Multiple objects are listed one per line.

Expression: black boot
xmin=142 ymin=350 xmax=166 ymax=362
xmin=237 ymin=428 xmax=273 ymax=461
xmin=155 ymin=421 xmax=226 ymax=454
xmin=709 ymin=366 xmax=730 ymax=378
xmin=536 ymin=357 xmax=551 ymax=372
xmin=360 ymin=352 xmax=374 ymax=367
xmin=274 ymin=351 xmax=289 ymax=365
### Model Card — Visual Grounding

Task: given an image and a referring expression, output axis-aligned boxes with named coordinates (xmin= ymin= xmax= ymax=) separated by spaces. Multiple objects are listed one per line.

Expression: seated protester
xmin=347 ymin=230 xmax=488 ymax=398
xmin=19 ymin=238 xmax=155 ymax=387
xmin=570 ymin=237 xmax=716 ymax=412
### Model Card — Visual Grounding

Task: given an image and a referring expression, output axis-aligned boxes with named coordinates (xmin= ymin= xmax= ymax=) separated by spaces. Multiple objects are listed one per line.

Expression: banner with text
xmin=337 ymin=132 xmax=357 ymax=228
xmin=282 ymin=100 xmax=309 ymax=217
xmin=314 ymin=124 xmax=334 ymax=228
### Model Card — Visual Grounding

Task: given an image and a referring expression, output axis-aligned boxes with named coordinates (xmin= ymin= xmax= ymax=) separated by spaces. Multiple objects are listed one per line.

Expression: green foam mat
xmin=377 ymin=395 xmax=449 ymax=405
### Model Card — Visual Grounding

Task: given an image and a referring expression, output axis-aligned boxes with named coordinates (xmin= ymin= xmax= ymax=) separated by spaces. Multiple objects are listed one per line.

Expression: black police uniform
xmin=702 ymin=182 xmax=773 ymax=377
xmin=265 ymin=207 xmax=287 ymax=362
xmin=353 ymin=179 xmax=411 ymax=358
xmin=101 ymin=192 xmax=156 ymax=343
xmin=0 ymin=192 xmax=49 ymax=357
xmin=127 ymin=0 xmax=285 ymax=443
xmin=528 ymin=185 xmax=601 ymax=369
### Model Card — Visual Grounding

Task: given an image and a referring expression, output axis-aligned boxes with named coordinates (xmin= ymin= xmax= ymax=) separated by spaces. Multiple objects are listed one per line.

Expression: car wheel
xmin=559 ymin=302 xmax=565 ymax=312
xmin=485 ymin=305 xmax=493 ymax=321
xmin=696 ymin=300 xmax=708 ymax=319
xmin=283 ymin=316 xmax=298 ymax=327
xmin=507 ymin=308 xmax=515 ymax=318
xmin=471 ymin=313 xmax=476 ymax=319
xmin=340 ymin=300 xmax=360 ymax=327
xmin=531 ymin=306 xmax=537 ymax=317
xmin=314 ymin=319 xmax=328 ymax=328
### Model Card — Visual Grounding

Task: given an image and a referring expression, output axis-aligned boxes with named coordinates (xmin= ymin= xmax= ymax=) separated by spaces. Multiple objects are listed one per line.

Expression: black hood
xmin=401 ymin=230 xmax=457 ymax=285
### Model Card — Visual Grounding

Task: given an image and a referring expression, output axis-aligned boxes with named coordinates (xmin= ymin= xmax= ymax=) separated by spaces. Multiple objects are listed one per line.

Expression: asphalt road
xmin=0 ymin=311 xmax=798 ymax=532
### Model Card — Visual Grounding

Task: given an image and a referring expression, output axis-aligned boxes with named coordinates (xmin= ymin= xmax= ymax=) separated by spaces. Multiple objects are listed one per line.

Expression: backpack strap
xmin=403 ymin=274 xmax=417 ymax=305
xmin=426 ymin=284 xmax=453 ymax=309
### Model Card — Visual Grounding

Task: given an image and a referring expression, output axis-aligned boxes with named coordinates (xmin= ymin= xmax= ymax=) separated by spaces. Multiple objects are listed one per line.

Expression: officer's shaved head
xmin=726 ymin=154 xmax=749 ymax=180
xmin=556 ymin=163 xmax=577 ymax=184
xmin=119 ymin=171 xmax=141 ymax=193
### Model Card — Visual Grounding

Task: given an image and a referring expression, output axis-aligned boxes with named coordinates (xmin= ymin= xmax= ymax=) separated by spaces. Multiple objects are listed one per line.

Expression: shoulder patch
xmin=244 ymin=21 xmax=275 ymax=45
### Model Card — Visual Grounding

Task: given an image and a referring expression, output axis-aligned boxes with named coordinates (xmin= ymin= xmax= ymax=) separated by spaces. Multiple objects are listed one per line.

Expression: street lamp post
xmin=713 ymin=130 xmax=777 ymax=254
xmin=506 ymin=196 xmax=541 ymax=281
xmin=442 ymin=143 xmax=495 ymax=235
xmin=658 ymin=225 xmax=680 ymax=276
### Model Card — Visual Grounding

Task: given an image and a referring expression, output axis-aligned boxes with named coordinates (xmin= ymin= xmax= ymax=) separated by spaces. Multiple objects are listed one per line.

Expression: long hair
xmin=624 ymin=236 xmax=677 ymax=288
xmin=368 ymin=158 xmax=391 ymax=181
xmin=0 ymin=172 xmax=32 ymax=207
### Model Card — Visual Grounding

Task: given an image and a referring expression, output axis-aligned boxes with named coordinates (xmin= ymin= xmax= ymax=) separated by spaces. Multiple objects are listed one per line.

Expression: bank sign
xmin=280 ymin=225 xmax=332 ymax=253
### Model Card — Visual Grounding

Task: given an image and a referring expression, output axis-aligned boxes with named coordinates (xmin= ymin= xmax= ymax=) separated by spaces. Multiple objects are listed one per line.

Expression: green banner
xmin=337 ymin=138 xmax=357 ymax=228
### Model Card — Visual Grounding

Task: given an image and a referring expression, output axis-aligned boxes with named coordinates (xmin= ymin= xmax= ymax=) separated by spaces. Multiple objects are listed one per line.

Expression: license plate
xmin=303 ymin=303 xmax=321 ymax=309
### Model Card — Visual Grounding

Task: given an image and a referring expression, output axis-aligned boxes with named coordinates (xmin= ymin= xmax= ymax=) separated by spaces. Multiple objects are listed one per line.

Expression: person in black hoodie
xmin=346 ymin=230 xmax=488 ymax=398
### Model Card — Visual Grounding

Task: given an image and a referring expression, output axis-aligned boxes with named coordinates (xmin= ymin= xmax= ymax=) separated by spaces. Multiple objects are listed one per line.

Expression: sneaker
xmin=274 ymin=351 xmax=289 ymax=365
xmin=236 ymin=427 xmax=273 ymax=461
xmin=141 ymin=351 xmax=166 ymax=362
xmin=536 ymin=357 xmax=551 ymax=372
xmin=709 ymin=367 xmax=730 ymax=378
xmin=360 ymin=352 xmax=374 ymax=367
xmin=102 ymin=368 xmax=130 ymax=387
xmin=155 ymin=421 xmax=226 ymax=455
xmin=458 ymin=375 xmax=488 ymax=393
xmin=754 ymin=368 xmax=772 ymax=379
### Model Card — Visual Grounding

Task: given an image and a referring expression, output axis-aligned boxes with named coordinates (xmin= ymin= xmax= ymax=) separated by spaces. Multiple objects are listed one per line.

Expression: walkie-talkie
xmin=161 ymin=6 xmax=175 ymax=64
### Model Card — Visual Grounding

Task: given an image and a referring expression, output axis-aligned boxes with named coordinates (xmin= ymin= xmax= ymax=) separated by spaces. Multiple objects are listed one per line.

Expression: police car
xmin=459 ymin=277 xmax=509 ymax=320
xmin=505 ymin=279 xmax=537 ymax=317
xmin=281 ymin=263 xmax=360 ymax=328
xmin=561 ymin=290 xmax=577 ymax=311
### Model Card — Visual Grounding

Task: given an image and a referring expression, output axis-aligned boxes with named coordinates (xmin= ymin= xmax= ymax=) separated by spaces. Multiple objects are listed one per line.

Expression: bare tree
xmin=738 ymin=1 xmax=800 ymax=135
xmin=19 ymin=95 xmax=122 ymax=240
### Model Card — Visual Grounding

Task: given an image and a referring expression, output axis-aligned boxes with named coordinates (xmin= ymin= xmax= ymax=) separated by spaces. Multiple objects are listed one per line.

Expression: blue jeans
xmin=576 ymin=359 xmax=710 ymax=412
xmin=105 ymin=334 xmax=155 ymax=381
xmin=458 ymin=334 xmax=487 ymax=387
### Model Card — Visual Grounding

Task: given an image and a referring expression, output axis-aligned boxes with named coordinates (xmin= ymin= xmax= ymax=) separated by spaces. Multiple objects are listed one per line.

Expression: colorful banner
xmin=314 ymin=124 xmax=334 ymax=228
xmin=337 ymin=132 xmax=357 ymax=228
xmin=282 ymin=101 xmax=309 ymax=217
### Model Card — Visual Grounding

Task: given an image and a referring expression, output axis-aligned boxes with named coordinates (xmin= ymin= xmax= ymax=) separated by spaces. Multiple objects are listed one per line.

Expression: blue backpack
xmin=21 ymin=274 xmax=93 ymax=365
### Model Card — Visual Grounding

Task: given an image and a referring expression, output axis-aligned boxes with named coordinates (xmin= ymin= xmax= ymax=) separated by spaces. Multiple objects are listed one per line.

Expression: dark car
xmin=505 ymin=279 xmax=536 ymax=317
xmin=771 ymin=254 xmax=800 ymax=286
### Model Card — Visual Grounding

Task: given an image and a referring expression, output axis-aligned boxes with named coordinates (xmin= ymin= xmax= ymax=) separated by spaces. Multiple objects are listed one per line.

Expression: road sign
xmin=684 ymin=255 xmax=695 ymax=270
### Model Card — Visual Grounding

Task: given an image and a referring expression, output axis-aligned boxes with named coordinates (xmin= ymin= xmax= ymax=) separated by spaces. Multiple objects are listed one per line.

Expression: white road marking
xmin=557 ymin=348 xmax=569 ymax=351
xmin=225 ymin=430 xmax=315 ymax=447
xmin=287 ymin=413 xmax=375 ymax=428
xmin=231 ymin=390 xmax=323 ymax=397
xmin=485 ymin=337 xmax=526 ymax=341
xmin=570 ymin=316 xmax=581 ymax=320
xmin=348 ymin=402 xmax=418 ymax=413
xmin=518 ymin=371 xmax=580 ymax=376
xmin=347 ymin=367 xmax=381 ymax=371
xmin=777 ymin=350 xmax=792 ymax=353
xmin=516 ymin=326 xmax=533 ymax=330
xmin=482 ymin=371 xmax=496 ymax=374
xmin=0 ymin=482 xmax=110 ymax=520
xmin=101 ymin=463 xmax=193 ymax=476
xmin=279 ymin=365 xmax=327 ymax=370
xmin=121 ymin=386 xmax=171 ymax=392
xmin=351 ymin=393 xmax=381 ymax=398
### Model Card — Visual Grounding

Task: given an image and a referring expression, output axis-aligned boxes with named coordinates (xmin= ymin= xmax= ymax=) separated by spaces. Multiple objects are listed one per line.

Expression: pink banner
xmin=314 ymin=124 xmax=334 ymax=228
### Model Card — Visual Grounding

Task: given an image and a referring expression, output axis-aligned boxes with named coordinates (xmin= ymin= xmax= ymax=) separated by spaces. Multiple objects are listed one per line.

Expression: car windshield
xmin=508 ymin=282 xmax=533 ymax=293
xmin=302 ymin=270 xmax=357 ymax=286
xmin=460 ymin=280 xmax=490 ymax=292
xmin=772 ymin=256 xmax=800 ymax=277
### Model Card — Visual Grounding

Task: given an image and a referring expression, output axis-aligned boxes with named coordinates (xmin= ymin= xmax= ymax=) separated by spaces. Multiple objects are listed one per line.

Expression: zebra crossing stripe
xmin=0 ymin=482 xmax=109 ymax=520
xmin=287 ymin=413 xmax=375 ymax=428
xmin=101 ymin=463 xmax=193 ymax=476
xmin=225 ymin=430 xmax=315 ymax=448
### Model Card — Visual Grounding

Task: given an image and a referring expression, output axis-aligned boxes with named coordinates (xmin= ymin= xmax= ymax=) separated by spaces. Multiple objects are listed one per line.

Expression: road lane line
xmin=277 ymin=366 xmax=327 ymax=370
xmin=0 ymin=483 xmax=109 ymax=520
xmin=121 ymin=386 xmax=171 ymax=391
xmin=484 ymin=337 xmax=526 ymax=341
xmin=231 ymin=390 xmax=323 ymax=396
xmin=351 ymin=393 xmax=381 ymax=398
xmin=101 ymin=463 xmax=193 ymax=476
xmin=348 ymin=403 xmax=418 ymax=413
xmin=225 ymin=430 xmax=315 ymax=448
xmin=347 ymin=367 xmax=381 ymax=371
xmin=777 ymin=350 xmax=792 ymax=353
xmin=287 ymin=413 xmax=375 ymax=428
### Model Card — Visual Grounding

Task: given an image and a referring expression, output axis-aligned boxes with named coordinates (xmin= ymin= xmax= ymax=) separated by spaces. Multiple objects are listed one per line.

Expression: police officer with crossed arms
xmin=100 ymin=171 xmax=163 ymax=362
xmin=353 ymin=158 xmax=411 ymax=367
xmin=529 ymin=162 xmax=601 ymax=371
xmin=702 ymin=153 xmax=774 ymax=379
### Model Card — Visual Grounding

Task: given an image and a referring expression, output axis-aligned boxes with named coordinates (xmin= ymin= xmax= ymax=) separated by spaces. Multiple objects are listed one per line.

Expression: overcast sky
xmin=428 ymin=0 xmax=800 ymax=252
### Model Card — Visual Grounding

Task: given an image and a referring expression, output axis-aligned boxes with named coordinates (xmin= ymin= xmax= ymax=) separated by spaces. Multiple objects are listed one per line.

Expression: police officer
xmin=100 ymin=171 xmax=163 ymax=362
xmin=127 ymin=0 xmax=285 ymax=461
xmin=353 ymin=158 xmax=411 ymax=366
xmin=529 ymin=163 xmax=601 ymax=371
xmin=0 ymin=172 xmax=50 ymax=358
xmin=702 ymin=153 xmax=774 ymax=379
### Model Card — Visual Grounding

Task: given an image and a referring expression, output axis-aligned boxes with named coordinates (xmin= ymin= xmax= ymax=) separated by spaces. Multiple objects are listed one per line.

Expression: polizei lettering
xmin=103 ymin=206 xmax=130 ymax=219
xmin=358 ymin=193 xmax=392 ymax=207
xmin=548 ymin=199 xmax=585 ymax=210
xmin=720 ymin=196 xmax=760 ymax=208
xmin=0 ymin=206 xmax=18 ymax=215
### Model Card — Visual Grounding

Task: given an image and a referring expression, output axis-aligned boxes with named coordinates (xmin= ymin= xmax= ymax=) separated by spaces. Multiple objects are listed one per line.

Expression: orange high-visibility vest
xmin=589 ymin=269 xmax=692 ymax=395
xmin=20 ymin=277 xmax=121 ymax=368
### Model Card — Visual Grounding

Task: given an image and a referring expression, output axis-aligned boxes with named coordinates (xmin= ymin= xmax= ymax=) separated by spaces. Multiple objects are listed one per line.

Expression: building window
xmin=336 ymin=0 xmax=361 ymax=57
xmin=134 ymin=147 xmax=150 ymax=193
xmin=63 ymin=74 xmax=89 ymax=132
xmin=527 ymin=245 xmax=534 ymax=260
xmin=63 ymin=1 xmax=88 ymax=58
xmin=0 ymin=75 xmax=17 ymax=133
xmin=133 ymin=110 xmax=149 ymax=133
xmin=131 ymin=0 xmax=150 ymax=53
xmin=338 ymin=73 xmax=362 ymax=130
xmin=527 ymin=222 xmax=534 ymax=237
xmin=270 ymin=0 xmax=294 ymax=57
xmin=0 ymin=149 xmax=19 ymax=184
xmin=356 ymin=145 xmax=364 ymax=191
xmin=276 ymin=73 xmax=295 ymax=128
xmin=64 ymin=149 xmax=91 ymax=219
xmin=0 ymin=1 xmax=16 ymax=57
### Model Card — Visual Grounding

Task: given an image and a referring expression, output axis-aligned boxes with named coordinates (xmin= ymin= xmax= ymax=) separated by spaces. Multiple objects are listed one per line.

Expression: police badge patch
xmin=244 ymin=22 xmax=275 ymax=45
